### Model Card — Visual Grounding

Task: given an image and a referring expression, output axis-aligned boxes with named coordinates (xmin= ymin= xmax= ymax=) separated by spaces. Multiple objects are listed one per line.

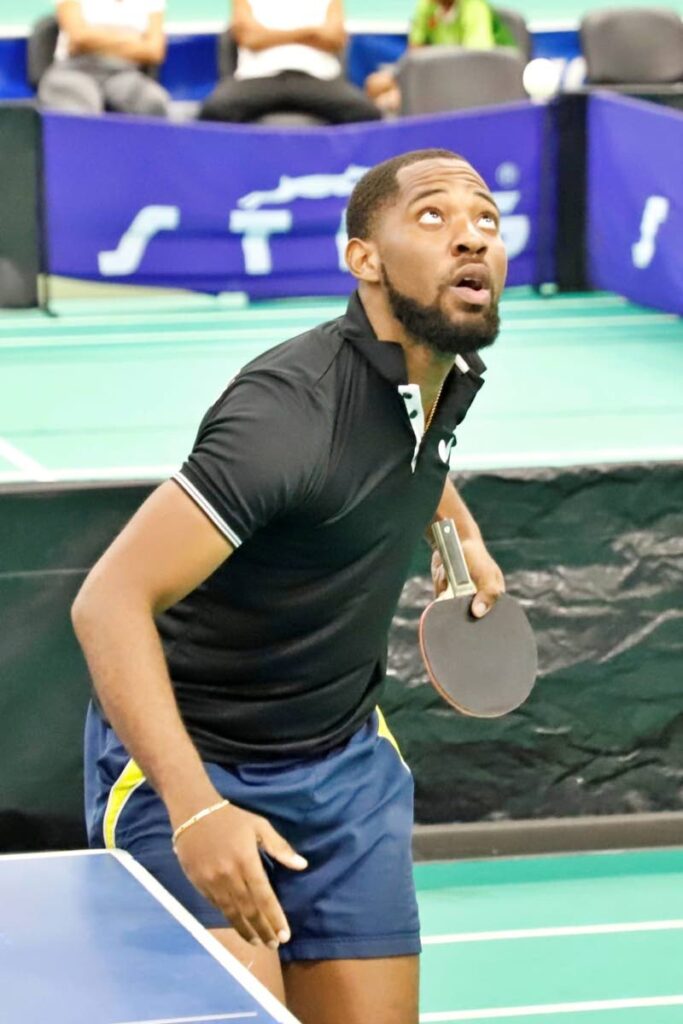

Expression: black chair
xmin=580 ymin=7 xmax=683 ymax=102
xmin=495 ymin=6 xmax=533 ymax=63
xmin=26 ymin=14 xmax=60 ymax=89
xmin=397 ymin=46 xmax=528 ymax=116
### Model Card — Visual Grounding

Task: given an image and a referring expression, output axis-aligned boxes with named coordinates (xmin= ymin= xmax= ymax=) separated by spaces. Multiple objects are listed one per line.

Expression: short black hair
xmin=346 ymin=148 xmax=467 ymax=240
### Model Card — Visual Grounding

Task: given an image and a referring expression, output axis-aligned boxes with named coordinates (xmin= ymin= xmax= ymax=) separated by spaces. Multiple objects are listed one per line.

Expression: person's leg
xmin=365 ymin=68 xmax=401 ymax=115
xmin=280 ymin=74 xmax=382 ymax=124
xmin=199 ymin=76 xmax=284 ymax=122
xmin=38 ymin=64 xmax=104 ymax=114
xmin=103 ymin=70 xmax=170 ymax=117
xmin=283 ymin=956 xmax=418 ymax=1024
xmin=273 ymin=712 xmax=420 ymax=1018
xmin=211 ymin=927 xmax=285 ymax=1001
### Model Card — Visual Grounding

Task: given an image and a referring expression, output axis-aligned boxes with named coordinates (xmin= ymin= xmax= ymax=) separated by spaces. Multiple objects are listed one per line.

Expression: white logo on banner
xmin=97 ymin=162 xmax=531 ymax=278
xmin=230 ymin=162 xmax=531 ymax=277
xmin=98 ymin=205 xmax=180 ymax=276
xmin=230 ymin=165 xmax=369 ymax=275
xmin=228 ymin=210 xmax=293 ymax=275
xmin=236 ymin=166 xmax=368 ymax=210
xmin=631 ymin=196 xmax=670 ymax=270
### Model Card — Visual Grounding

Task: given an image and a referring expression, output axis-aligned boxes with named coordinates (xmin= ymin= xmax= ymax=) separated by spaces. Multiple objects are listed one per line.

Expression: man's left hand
xmin=430 ymin=538 xmax=505 ymax=618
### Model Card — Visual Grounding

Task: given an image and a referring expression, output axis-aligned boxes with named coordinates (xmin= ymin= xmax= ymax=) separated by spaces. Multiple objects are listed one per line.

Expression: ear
xmin=345 ymin=237 xmax=381 ymax=284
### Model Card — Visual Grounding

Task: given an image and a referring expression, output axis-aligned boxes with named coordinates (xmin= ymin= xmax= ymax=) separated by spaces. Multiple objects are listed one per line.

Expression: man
xmin=366 ymin=0 xmax=515 ymax=113
xmin=72 ymin=148 xmax=507 ymax=1024
xmin=39 ymin=0 xmax=170 ymax=117
xmin=200 ymin=0 xmax=380 ymax=124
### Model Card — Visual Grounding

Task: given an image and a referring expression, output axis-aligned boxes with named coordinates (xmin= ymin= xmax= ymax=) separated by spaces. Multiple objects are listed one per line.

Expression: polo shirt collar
xmin=341 ymin=291 xmax=488 ymax=473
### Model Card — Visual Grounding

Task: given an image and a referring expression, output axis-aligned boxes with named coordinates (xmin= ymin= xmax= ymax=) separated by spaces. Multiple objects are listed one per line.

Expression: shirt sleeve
xmin=460 ymin=0 xmax=495 ymax=49
xmin=409 ymin=0 xmax=433 ymax=46
xmin=147 ymin=0 xmax=166 ymax=12
xmin=173 ymin=372 xmax=326 ymax=549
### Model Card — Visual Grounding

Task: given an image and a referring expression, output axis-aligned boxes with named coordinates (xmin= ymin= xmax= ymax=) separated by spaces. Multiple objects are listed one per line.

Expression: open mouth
xmin=449 ymin=265 xmax=492 ymax=307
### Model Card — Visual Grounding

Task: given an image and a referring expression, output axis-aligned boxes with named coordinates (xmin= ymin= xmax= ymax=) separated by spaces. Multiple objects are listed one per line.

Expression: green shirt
xmin=409 ymin=0 xmax=512 ymax=49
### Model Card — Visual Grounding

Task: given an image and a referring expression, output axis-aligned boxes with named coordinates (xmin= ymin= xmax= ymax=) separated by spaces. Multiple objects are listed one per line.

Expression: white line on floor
xmin=452 ymin=447 xmax=683 ymax=470
xmin=423 ymin=919 xmax=683 ymax=944
xmin=113 ymin=1015 xmax=258 ymax=1024
xmin=0 ymin=314 xmax=677 ymax=351
xmin=420 ymin=994 xmax=683 ymax=1021
xmin=0 ymin=437 xmax=50 ymax=478
xmin=2 ymin=446 xmax=682 ymax=487
xmin=0 ymin=309 xmax=340 ymax=331
xmin=0 ymin=296 xmax=630 ymax=330
xmin=0 ymin=465 xmax=173 ymax=485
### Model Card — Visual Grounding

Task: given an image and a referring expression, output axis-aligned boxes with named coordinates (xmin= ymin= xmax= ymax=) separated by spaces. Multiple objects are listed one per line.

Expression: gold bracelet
xmin=171 ymin=799 xmax=230 ymax=851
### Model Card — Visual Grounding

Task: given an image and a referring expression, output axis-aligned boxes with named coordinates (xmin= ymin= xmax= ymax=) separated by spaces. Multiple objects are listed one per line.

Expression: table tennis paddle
xmin=419 ymin=519 xmax=537 ymax=717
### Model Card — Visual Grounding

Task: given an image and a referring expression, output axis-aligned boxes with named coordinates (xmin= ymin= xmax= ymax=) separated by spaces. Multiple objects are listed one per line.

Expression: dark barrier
xmin=0 ymin=482 xmax=151 ymax=851
xmin=387 ymin=462 xmax=683 ymax=824
xmin=2 ymin=462 xmax=681 ymax=851
xmin=553 ymin=94 xmax=589 ymax=293
xmin=0 ymin=105 xmax=43 ymax=308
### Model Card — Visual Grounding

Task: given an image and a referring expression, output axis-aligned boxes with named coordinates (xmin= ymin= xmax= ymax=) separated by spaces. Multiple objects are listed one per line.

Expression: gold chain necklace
xmin=424 ymin=374 xmax=448 ymax=434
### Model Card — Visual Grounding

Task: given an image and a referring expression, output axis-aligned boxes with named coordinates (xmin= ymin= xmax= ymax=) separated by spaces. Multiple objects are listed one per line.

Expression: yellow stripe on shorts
xmin=102 ymin=758 xmax=146 ymax=849
xmin=376 ymin=706 xmax=408 ymax=767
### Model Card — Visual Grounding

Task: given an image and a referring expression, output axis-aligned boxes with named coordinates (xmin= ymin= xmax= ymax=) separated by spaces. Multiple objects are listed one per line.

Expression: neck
xmin=359 ymin=284 xmax=454 ymax=415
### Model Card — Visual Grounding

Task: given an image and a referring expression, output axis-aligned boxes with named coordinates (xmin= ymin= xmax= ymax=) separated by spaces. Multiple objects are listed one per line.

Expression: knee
xmin=38 ymin=67 xmax=103 ymax=114
xmin=199 ymin=86 xmax=238 ymax=122
xmin=340 ymin=99 xmax=382 ymax=123
xmin=132 ymin=83 xmax=171 ymax=117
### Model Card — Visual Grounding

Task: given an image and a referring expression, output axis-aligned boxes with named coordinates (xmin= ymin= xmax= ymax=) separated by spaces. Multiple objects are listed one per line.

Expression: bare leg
xmin=210 ymin=927 xmax=286 ymax=1003
xmin=283 ymin=955 xmax=419 ymax=1024
xmin=364 ymin=69 xmax=401 ymax=114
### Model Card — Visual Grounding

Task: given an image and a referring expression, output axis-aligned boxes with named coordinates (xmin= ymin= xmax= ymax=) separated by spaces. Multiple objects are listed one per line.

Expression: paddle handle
xmin=432 ymin=519 xmax=476 ymax=598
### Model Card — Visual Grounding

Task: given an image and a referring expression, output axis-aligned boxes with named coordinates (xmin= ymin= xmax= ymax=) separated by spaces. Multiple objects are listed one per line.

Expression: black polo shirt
xmin=159 ymin=291 xmax=486 ymax=763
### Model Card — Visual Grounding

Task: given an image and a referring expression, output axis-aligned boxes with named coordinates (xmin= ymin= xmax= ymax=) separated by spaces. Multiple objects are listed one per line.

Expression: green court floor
xmin=416 ymin=848 xmax=683 ymax=1022
xmin=0 ymin=289 xmax=681 ymax=485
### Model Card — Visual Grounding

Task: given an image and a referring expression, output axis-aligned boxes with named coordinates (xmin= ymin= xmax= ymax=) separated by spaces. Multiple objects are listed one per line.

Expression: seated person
xmin=200 ymin=0 xmax=381 ymax=124
xmin=366 ymin=0 xmax=515 ymax=114
xmin=39 ymin=0 xmax=170 ymax=117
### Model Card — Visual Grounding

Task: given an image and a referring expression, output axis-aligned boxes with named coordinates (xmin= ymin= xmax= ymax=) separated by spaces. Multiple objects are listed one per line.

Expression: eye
xmin=418 ymin=208 xmax=444 ymax=225
xmin=478 ymin=212 xmax=499 ymax=230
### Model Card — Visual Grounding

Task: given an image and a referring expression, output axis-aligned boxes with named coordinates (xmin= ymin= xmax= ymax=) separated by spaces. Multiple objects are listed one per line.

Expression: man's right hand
xmin=172 ymin=802 xmax=308 ymax=948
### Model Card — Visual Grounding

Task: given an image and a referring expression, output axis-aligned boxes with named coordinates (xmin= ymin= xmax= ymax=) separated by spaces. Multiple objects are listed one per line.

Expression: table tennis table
xmin=0 ymin=849 xmax=301 ymax=1024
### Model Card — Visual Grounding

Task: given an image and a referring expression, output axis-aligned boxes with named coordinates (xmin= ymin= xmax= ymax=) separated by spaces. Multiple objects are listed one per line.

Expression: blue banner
xmin=44 ymin=103 xmax=549 ymax=299
xmin=587 ymin=93 xmax=683 ymax=316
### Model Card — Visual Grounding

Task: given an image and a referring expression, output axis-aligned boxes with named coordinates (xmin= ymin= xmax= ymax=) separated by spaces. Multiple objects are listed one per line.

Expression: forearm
xmin=429 ymin=476 xmax=483 ymax=546
xmin=72 ymin=587 xmax=219 ymax=828
xmin=234 ymin=23 xmax=319 ymax=52
xmin=304 ymin=24 xmax=346 ymax=53
xmin=69 ymin=29 xmax=162 ymax=64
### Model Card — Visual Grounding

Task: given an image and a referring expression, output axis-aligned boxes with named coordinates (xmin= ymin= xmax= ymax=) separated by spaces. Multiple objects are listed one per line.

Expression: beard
xmin=381 ymin=265 xmax=500 ymax=356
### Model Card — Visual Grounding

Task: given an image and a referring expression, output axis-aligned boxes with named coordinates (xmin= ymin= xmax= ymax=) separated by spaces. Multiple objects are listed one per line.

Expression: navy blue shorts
xmin=84 ymin=703 xmax=421 ymax=961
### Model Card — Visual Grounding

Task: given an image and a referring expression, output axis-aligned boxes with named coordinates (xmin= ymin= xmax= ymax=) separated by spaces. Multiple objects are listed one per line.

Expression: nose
xmin=450 ymin=216 xmax=488 ymax=256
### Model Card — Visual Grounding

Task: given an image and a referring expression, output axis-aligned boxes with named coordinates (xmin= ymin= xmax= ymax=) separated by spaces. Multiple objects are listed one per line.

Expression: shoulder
xmin=207 ymin=315 xmax=346 ymax=423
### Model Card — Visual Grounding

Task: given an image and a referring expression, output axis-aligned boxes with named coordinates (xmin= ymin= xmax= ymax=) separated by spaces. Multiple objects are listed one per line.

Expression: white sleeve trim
xmin=172 ymin=471 xmax=243 ymax=549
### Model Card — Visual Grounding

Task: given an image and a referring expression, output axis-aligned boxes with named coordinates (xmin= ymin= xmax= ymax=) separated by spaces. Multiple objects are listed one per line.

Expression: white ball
xmin=523 ymin=58 xmax=561 ymax=101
